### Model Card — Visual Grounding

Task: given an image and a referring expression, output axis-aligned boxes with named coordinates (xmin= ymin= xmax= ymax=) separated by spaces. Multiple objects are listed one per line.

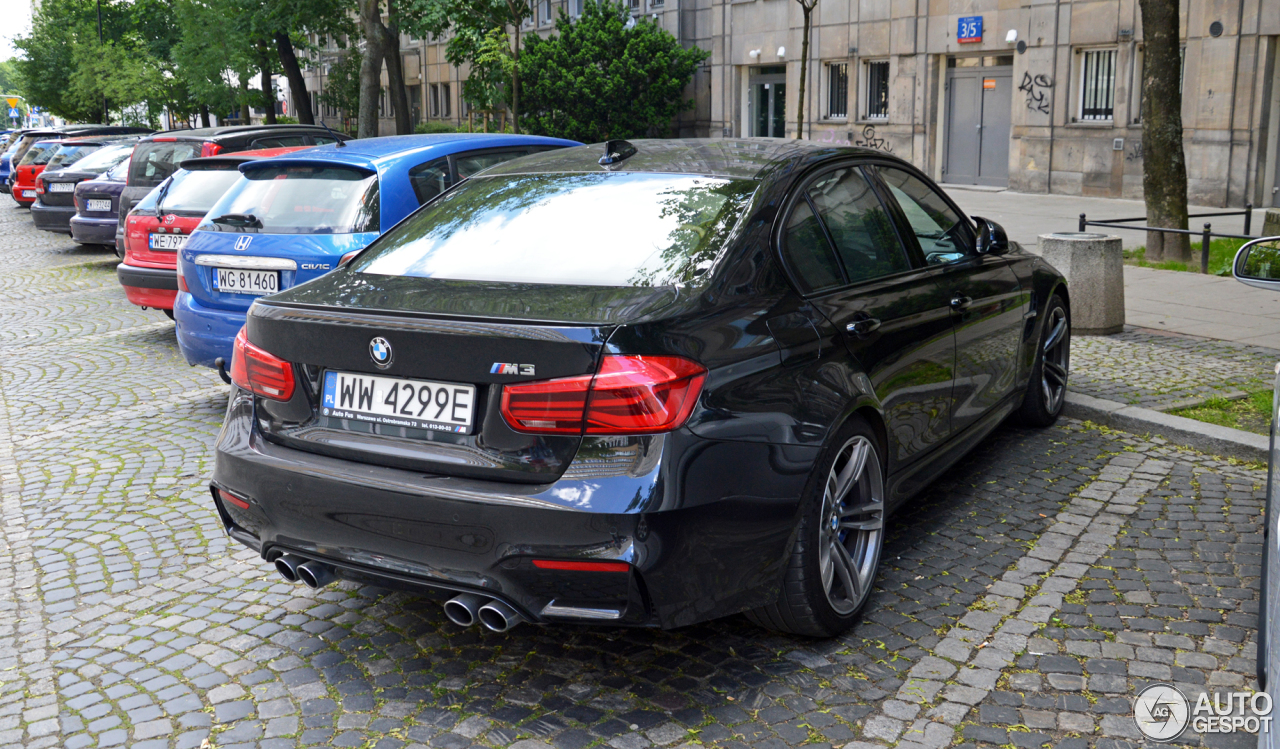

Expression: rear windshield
xmin=46 ymin=144 xmax=101 ymax=170
xmin=356 ymin=173 xmax=757 ymax=287
xmin=129 ymin=141 xmax=202 ymax=187
xmin=156 ymin=166 xmax=244 ymax=215
xmin=199 ymin=165 xmax=379 ymax=234
xmin=19 ymin=142 xmax=58 ymax=166
xmin=68 ymin=144 xmax=133 ymax=175
xmin=103 ymin=158 xmax=131 ymax=182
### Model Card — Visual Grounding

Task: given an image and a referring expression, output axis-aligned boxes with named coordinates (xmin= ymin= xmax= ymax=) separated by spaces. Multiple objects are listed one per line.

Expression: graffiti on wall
xmin=1018 ymin=72 xmax=1053 ymax=114
xmin=853 ymin=125 xmax=892 ymax=152
xmin=1126 ymin=140 xmax=1143 ymax=162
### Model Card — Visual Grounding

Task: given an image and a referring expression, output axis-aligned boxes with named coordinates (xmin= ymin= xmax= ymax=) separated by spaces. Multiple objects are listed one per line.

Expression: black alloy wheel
xmin=1018 ymin=294 xmax=1070 ymax=426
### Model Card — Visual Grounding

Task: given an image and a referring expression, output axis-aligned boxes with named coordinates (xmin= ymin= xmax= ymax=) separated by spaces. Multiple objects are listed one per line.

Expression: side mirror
xmin=1232 ymin=237 xmax=1280 ymax=291
xmin=972 ymin=216 xmax=1009 ymax=255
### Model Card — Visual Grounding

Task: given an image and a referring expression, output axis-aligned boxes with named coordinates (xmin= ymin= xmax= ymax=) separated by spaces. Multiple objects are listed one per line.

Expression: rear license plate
xmin=49 ymin=182 xmax=74 ymax=193
xmin=86 ymin=199 xmax=111 ymax=212
xmin=214 ymin=267 xmax=278 ymax=295
xmin=322 ymin=371 xmax=475 ymax=433
xmin=21 ymin=190 xmax=34 ymax=197
xmin=148 ymin=233 xmax=188 ymax=251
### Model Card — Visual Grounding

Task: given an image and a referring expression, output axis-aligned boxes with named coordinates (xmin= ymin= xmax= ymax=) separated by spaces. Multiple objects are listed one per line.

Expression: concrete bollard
xmin=1039 ymin=232 xmax=1125 ymax=335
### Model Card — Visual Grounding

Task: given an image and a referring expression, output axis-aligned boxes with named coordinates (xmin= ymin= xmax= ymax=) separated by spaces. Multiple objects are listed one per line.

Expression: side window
xmin=311 ymin=135 xmax=341 ymax=145
xmin=454 ymin=150 xmax=529 ymax=180
xmin=407 ymin=157 xmax=451 ymax=205
xmin=782 ymin=197 xmax=843 ymax=293
xmin=250 ymin=135 xmax=308 ymax=149
xmin=806 ymin=167 xmax=909 ymax=284
xmin=875 ymin=166 xmax=972 ymax=264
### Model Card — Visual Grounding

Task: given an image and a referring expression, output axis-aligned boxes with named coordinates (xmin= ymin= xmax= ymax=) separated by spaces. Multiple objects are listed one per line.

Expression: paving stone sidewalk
xmin=1069 ymin=328 xmax=1280 ymax=410
xmin=0 ymin=206 xmax=1265 ymax=749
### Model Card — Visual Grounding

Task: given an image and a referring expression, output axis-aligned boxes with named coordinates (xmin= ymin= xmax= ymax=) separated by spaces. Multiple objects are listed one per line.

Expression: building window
xmin=569 ymin=0 xmax=583 ymax=16
xmin=651 ymin=0 xmax=664 ymax=7
xmin=1078 ymin=48 xmax=1117 ymax=121
xmin=442 ymin=83 xmax=451 ymax=118
xmin=629 ymin=0 xmax=641 ymax=11
xmin=827 ymin=62 xmax=849 ymax=119
xmin=540 ymin=0 xmax=551 ymax=23
xmin=429 ymin=84 xmax=440 ymax=117
xmin=864 ymin=60 xmax=889 ymax=119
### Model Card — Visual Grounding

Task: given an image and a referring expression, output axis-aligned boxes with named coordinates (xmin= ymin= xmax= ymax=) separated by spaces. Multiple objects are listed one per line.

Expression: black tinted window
xmin=407 ymin=157 xmax=451 ymax=205
xmin=250 ymin=135 xmax=309 ymax=149
xmin=357 ymin=173 xmax=756 ymax=287
xmin=782 ymin=198 xmax=842 ymax=293
xmin=806 ymin=168 xmax=908 ymax=284
xmin=129 ymin=142 xmax=202 ymax=187
xmin=875 ymin=166 xmax=972 ymax=263
xmin=454 ymin=150 xmax=528 ymax=179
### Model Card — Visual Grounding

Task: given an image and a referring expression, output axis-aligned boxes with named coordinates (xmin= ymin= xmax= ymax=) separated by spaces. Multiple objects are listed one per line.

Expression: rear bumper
xmin=11 ymin=188 xmax=35 ymax=206
xmin=70 ymin=215 xmax=118 ymax=246
xmin=118 ymin=263 xmax=177 ymax=309
xmin=173 ymin=292 xmax=244 ymax=367
xmin=29 ymin=201 xmax=74 ymax=234
xmin=213 ymin=387 xmax=818 ymax=629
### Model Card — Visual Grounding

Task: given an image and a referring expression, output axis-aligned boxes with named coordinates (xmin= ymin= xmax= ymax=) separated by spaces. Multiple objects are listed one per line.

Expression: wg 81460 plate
xmin=321 ymin=371 xmax=475 ymax=433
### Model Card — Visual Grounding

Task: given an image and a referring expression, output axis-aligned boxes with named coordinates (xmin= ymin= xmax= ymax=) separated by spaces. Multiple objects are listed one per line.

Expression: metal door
xmin=944 ymin=65 xmax=1012 ymax=187
xmin=749 ymin=66 xmax=788 ymax=138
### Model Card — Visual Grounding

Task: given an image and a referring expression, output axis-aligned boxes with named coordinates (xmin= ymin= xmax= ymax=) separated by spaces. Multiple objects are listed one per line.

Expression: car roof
xmin=237 ymin=133 xmax=579 ymax=172
xmin=178 ymin=145 xmax=313 ymax=171
xmin=481 ymin=138 xmax=889 ymax=180
xmin=140 ymin=124 xmax=342 ymax=143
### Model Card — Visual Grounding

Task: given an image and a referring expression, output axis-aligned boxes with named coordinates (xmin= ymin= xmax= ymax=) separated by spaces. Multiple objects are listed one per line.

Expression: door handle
xmin=950 ymin=294 xmax=973 ymax=310
xmin=845 ymin=314 xmax=881 ymax=337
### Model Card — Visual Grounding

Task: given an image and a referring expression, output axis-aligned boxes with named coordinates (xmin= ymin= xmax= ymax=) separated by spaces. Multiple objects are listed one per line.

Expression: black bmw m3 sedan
xmin=212 ymin=139 xmax=1070 ymax=637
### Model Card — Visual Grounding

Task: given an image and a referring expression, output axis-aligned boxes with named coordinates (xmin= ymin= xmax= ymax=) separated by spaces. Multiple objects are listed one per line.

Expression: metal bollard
xmin=1246 ymin=203 xmax=1253 ymax=236
xmin=1201 ymin=223 xmax=1211 ymax=274
xmin=1078 ymin=213 xmax=1087 ymax=232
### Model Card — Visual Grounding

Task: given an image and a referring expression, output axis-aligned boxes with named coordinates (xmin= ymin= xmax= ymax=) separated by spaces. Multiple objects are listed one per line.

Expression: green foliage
xmin=408 ymin=0 xmax=531 ymax=117
xmin=275 ymin=115 xmax=299 ymax=124
xmin=415 ymin=121 xmax=458 ymax=134
xmin=319 ymin=49 xmax=362 ymax=117
xmin=518 ymin=0 xmax=707 ymax=141
xmin=0 ymin=60 xmax=22 ymax=100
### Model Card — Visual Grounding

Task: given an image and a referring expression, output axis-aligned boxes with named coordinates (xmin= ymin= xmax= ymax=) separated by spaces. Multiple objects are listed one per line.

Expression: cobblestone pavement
xmin=1069 ymin=328 xmax=1280 ymax=410
xmin=0 ymin=205 xmax=1264 ymax=749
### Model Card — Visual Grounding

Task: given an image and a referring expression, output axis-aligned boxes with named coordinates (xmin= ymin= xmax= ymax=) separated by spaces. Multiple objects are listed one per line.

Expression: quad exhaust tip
xmin=478 ymin=599 xmax=524 ymax=632
xmin=274 ymin=554 xmax=305 ymax=584
xmin=443 ymin=593 xmax=487 ymax=628
xmin=298 ymin=560 xmax=337 ymax=589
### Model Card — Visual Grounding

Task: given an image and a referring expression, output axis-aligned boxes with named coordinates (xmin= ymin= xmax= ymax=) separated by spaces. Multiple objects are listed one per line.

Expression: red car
xmin=10 ymin=138 xmax=65 ymax=206
xmin=119 ymin=146 xmax=310 ymax=316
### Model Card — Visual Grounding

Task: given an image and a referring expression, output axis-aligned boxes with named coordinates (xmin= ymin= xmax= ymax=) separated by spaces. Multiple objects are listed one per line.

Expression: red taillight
xmin=35 ymin=181 xmax=43 ymax=194
xmin=200 ymin=142 xmax=223 ymax=157
xmin=218 ymin=488 xmax=250 ymax=510
xmin=230 ymin=328 xmax=295 ymax=401
xmin=532 ymin=559 xmax=631 ymax=573
xmin=339 ymin=249 xmax=363 ymax=267
xmin=176 ymin=266 xmax=189 ymax=292
xmin=500 ymin=355 xmax=706 ymax=435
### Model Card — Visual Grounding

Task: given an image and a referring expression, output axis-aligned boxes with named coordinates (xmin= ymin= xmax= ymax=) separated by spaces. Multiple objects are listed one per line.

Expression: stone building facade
xmin=298 ymin=0 xmax=1280 ymax=208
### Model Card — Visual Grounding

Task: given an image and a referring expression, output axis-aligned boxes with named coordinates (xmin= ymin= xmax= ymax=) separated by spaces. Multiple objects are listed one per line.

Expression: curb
xmin=1064 ymin=391 xmax=1269 ymax=463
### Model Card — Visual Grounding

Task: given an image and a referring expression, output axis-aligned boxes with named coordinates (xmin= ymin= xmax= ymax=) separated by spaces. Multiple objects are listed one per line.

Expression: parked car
xmin=70 ymin=157 xmax=132 ymax=249
xmin=0 ymin=128 xmax=34 ymax=193
xmin=5 ymin=126 xmax=151 ymax=195
xmin=210 ymin=139 xmax=1071 ymax=635
xmin=175 ymin=133 xmax=579 ymax=372
xmin=116 ymin=125 xmax=351 ymax=258
xmin=31 ymin=139 xmax=139 ymax=235
xmin=118 ymin=146 xmax=314 ymax=317
xmin=10 ymin=137 xmax=69 ymax=206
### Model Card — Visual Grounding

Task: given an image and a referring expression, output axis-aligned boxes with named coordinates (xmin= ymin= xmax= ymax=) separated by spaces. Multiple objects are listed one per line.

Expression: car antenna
xmin=599 ymin=140 xmax=636 ymax=166
xmin=318 ymin=117 xmax=346 ymax=147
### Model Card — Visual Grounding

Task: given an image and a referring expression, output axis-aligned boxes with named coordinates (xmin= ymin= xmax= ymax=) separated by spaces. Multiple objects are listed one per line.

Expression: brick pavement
xmin=0 ymin=205 xmax=1264 ymax=748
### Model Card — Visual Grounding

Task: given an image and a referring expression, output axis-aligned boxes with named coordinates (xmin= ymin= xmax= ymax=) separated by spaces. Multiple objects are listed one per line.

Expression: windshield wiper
xmin=211 ymin=213 xmax=263 ymax=229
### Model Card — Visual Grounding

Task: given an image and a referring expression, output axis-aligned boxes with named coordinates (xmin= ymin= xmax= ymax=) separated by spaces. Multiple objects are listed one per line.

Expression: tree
xmin=517 ymin=0 xmax=707 ymax=142
xmin=320 ymin=49 xmax=362 ymax=129
xmin=355 ymin=0 xmax=414 ymax=137
xmin=794 ymin=0 xmax=817 ymax=139
xmin=412 ymin=0 xmax=533 ymax=132
xmin=1138 ymin=0 xmax=1190 ymax=263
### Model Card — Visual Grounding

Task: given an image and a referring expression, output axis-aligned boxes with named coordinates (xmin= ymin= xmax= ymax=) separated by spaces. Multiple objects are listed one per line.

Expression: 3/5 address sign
xmin=958 ymin=16 xmax=983 ymax=43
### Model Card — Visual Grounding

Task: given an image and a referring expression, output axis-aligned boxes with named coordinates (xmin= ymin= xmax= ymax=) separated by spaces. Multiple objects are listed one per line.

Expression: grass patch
xmin=1168 ymin=391 xmax=1273 ymax=435
xmin=1124 ymin=236 xmax=1245 ymax=275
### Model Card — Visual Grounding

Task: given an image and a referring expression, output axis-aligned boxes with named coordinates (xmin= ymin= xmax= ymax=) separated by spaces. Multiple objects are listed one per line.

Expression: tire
xmin=162 ymin=308 xmax=175 ymax=321
xmin=747 ymin=417 xmax=886 ymax=637
xmin=1016 ymin=293 xmax=1070 ymax=427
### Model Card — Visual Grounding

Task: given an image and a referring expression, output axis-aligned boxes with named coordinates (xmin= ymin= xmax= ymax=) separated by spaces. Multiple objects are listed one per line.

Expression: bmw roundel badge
xmin=369 ymin=337 xmax=393 ymax=368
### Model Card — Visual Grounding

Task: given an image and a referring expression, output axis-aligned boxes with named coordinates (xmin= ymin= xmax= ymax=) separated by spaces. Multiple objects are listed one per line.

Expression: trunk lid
xmin=244 ymin=274 xmax=678 ymax=481
xmin=38 ymin=169 xmax=94 ymax=207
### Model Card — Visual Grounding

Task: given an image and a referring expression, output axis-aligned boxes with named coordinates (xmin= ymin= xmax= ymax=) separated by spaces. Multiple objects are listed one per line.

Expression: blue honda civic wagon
xmin=174 ymin=133 xmax=580 ymax=372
